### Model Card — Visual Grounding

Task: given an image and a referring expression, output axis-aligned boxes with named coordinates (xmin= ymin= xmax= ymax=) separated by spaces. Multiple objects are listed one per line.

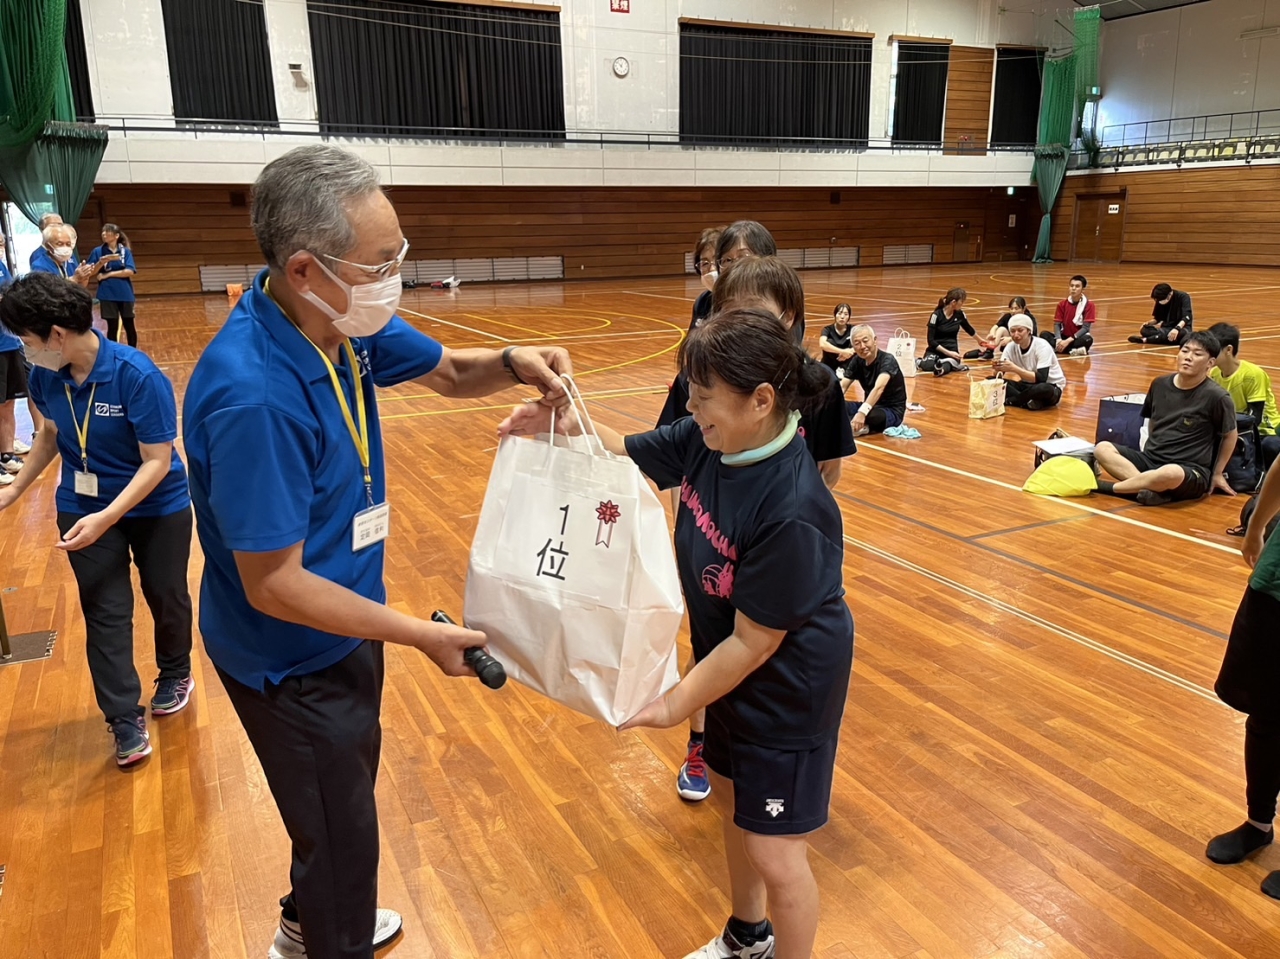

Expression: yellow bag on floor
xmin=968 ymin=376 xmax=1006 ymax=420
xmin=1023 ymin=455 xmax=1098 ymax=497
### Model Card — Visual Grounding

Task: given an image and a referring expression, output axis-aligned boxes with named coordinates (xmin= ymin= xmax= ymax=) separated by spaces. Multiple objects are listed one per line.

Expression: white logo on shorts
xmin=765 ymin=799 xmax=785 ymax=818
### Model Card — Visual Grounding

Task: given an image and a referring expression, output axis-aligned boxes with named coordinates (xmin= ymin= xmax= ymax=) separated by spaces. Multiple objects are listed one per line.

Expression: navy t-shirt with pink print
xmin=625 ymin=416 xmax=854 ymax=749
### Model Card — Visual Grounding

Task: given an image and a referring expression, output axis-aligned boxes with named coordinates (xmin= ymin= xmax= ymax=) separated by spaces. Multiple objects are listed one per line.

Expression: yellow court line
xmin=844 ymin=534 xmax=1222 ymax=705
xmin=857 ymin=443 xmax=1241 ymax=557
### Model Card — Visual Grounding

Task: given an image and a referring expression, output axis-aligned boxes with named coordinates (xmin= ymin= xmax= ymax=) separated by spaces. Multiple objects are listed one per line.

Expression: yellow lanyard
xmin=266 ymin=280 xmax=374 ymax=505
xmin=309 ymin=338 xmax=373 ymax=504
xmin=65 ymin=383 xmax=97 ymax=472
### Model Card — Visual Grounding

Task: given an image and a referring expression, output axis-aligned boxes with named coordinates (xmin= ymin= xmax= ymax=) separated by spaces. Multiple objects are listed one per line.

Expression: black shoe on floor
xmin=1136 ymin=489 xmax=1172 ymax=507
xmin=1263 ymin=871 xmax=1280 ymax=900
xmin=1206 ymin=822 xmax=1274 ymax=864
xmin=1128 ymin=335 xmax=1145 ymax=344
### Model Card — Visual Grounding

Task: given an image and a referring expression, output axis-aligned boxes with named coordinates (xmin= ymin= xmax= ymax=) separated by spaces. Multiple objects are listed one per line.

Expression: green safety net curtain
xmin=1031 ymin=5 xmax=1101 ymax=262
xmin=0 ymin=0 xmax=107 ymax=226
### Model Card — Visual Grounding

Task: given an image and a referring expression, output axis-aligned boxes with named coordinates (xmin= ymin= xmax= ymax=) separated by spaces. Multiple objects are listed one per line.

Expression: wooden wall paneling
xmin=80 ymin=184 xmax=1033 ymax=295
xmin=943 ymin=46 xmax=995 ymax=156
xmin=1051 ymin=164 xmax=1280 ymax=266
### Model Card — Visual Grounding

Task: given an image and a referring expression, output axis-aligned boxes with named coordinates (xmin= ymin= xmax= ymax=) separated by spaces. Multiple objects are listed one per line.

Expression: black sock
xmin=279 ymin=893 xmax=300 ymax=924
xmin=726 ymin=916 xmax=772 ymax=945
xmin=688 ymin=730 xmax=705 ymax=746
xmin=1206 ymin=821 xmax=1274 ymax=864
xmin=1097 ymin=480 xmax=1116 ymax=495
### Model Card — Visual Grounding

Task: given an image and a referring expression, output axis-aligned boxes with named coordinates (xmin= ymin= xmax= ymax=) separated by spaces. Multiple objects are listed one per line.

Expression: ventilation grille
xmin=882 ymin=244 xmax=934 ymax=265
xmin=198 ymin=257 xmax=565 ymax=292
xmin=684 ymin=247 xmax=861 ymax=273
xmin=199 ymin=264 xmax=266 ymax=291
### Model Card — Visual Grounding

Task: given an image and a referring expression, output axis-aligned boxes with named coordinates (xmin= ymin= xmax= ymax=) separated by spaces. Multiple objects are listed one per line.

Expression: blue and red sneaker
xmin=677 ymin=739 xmax=711 ymax=801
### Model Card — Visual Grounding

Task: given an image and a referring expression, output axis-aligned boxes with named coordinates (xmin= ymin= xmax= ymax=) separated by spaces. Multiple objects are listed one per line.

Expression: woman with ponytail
xmin=87 ymin=224 xmax=139 ymax=347
xmin=500 ymin=310 xmax=854 ymax=959
xmin=922 ymin=286 xmax=977 ymax=376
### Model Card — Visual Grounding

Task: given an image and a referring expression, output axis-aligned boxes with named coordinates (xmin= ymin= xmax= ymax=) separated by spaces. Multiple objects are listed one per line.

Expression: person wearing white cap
xmin=993 ymin=315 xmax=1066 ymax=410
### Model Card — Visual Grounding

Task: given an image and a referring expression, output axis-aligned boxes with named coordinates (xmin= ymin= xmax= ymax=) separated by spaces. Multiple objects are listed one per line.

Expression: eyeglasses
xmin=322 ymin=237 xmax=410 ymax=279
xmin=717 ymin=250 xmax=755 ymax=271
xmin=695 ymin=258 xmax=715 ymax=275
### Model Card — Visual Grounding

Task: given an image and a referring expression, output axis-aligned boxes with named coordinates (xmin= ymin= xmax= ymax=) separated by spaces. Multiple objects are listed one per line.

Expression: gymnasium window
xmin=891 ymin=42 xmax=949 ymax=146
xmin=159 ymin=0 xmax=279 ymax=127
xmin=678 ymin=23 xmax=872 ymax=148
xmin=307 ymin=0 xmax=566 ymax=139
xmin=990 ymin=48 xmax=1045 ymax=147
xmin=65 ymin=0 xmax=94 ymax=122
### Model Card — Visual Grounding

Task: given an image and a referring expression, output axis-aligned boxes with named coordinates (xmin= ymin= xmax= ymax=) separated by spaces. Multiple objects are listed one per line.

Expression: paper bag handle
xmin=547 ymin=373 xmax=606 ymax=462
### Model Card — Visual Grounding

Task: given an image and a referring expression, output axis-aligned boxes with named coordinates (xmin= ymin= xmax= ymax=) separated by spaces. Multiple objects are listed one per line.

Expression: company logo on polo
xmin=765 ymin=799 xmax=785 ymax=818
xmin=94 ymin=402 xmax=125 ymax=417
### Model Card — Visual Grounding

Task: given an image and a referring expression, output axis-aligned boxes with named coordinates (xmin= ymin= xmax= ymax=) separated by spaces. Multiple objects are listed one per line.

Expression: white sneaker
xmin=1069 ymin=347 xmax=1088 ymax=356
xmin=267 ymin=908 xmax=403 ymax=958
xmin=0 ymin=472 xmax=12 ymax=487
xmin=12 ymin=438 xmax=30 ymax=455
xmin=683 ymin=924 xmax=775 ymax=959
xmin=0 ymin=456 xmax=20 ymax=475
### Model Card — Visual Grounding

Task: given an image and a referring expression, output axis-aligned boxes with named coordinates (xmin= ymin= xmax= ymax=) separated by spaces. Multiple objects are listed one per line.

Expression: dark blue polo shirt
xmin=27 ymin=331 xmax=190 ymax=518
xmin=88 ymin=244 xmax=137 ymax=302
xmin=183 ymin=270 xmax=445 ymax=690
xmin=0 ymin=260 xmax=18 ymax=354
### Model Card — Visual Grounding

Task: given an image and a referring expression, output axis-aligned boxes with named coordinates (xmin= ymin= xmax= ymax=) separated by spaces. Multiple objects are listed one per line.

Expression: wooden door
xmin=1072 ymin=199 xmax=1101 ymax=261
xmin=1096 ymin=197 xmax=1125 ymax=262
xmin=953 ymin=222 xmax=981 ymax=262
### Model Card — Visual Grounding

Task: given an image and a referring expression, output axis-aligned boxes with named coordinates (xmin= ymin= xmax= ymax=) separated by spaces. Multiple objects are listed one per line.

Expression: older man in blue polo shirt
xmin=183 ymin=144 xmax=573 ymax=959
xmin=30 ymin=222 xmax=89 ymax=285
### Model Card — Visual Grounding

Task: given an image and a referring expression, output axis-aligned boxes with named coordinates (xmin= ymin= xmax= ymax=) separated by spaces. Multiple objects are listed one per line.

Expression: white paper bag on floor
xmin=888 ymin=327 xmax=917 ymax=378
xmin=464 ymin=378 xmax=684 ymax=725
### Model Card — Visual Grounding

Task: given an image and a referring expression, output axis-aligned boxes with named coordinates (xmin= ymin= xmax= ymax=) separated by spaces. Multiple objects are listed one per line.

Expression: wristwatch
xmin=502 ymin=346 xmax=525 ymax=384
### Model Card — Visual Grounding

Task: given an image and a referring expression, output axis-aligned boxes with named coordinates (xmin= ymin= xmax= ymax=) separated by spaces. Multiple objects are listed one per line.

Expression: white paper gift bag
xmin=888 ymin=327 xmax=917 ymax=378
xmin=464 ymin=377 xmax=684 ymax=725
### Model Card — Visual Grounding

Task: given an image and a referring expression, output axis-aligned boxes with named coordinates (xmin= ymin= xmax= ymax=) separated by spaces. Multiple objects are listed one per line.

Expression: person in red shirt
xmin=1048 ymin=274 xmax=1096 ymax=356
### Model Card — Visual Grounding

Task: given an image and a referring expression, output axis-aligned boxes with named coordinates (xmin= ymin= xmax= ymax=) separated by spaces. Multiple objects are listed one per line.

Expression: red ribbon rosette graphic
xmin=595 ymin=500 xmax=621 ymax=547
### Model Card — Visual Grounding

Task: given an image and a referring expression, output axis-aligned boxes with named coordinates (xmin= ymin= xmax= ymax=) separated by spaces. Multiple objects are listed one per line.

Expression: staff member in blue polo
xmin=183 ymin=144 xmax=574 ymax=959
xmin=87 ymin=224 xmax=139 ymax=347
xmin=0 ymin=242 xmax=26 ymax=485
xmin=0 ymin=273 xmax=195 ymax=766
xmin=30 ymin=222 xmax=89 ymax=285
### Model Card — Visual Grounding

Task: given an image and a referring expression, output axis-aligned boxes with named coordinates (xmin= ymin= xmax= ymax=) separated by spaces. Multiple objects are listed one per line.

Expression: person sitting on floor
xmin=1094 ymin=331 xmax=1237 ymax=506
xmin=844 ymin=325 xmax=908 ymax=436
xmin=819 ymin=303 xmax=855 ymax=377
xmin=1130 ymin=283 xmax=1193 ymax=345
xmin=992 ymin=316 xmax=1065 ymax=411
xmin=1208 ymin=322 xmax=1280 ymax=468
xmin=1047 ymin=275 xmax=1095 ymax=356
xmin=979 ymin=296 xmax=1038 ymax=359
xmin=920 ymin=287 xmax=977 ymax=376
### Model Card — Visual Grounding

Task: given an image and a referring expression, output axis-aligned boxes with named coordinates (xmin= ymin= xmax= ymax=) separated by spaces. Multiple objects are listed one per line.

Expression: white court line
xmin=400 ymin=307 xmax=512 ymax=342
xmin=858 ymin=443 xmax=1240 ymax=556
xmin=845 ymin=534 xmax=1222 ymax=705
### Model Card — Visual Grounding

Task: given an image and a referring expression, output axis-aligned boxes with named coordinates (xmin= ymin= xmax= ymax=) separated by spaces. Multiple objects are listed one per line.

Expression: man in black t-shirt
xmin=1129 ymin=283 xmax=1194 ymax=345
xmin=842 ymin=325 xmax=908 ymax=436
xmin=1095 ymin=331 xmax=1238 ymax=506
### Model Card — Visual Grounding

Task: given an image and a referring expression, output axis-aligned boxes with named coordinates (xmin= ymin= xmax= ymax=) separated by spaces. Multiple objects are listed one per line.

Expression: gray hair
xmin=851 ymin=324 xmax=877 ymax=340
xmin=42 ymin=224 xmax=76 ymax=245
xmin=251 ymin=145 xmax=383 ymax=270
xmin=38 ymin=213 xmax=63 ymax=229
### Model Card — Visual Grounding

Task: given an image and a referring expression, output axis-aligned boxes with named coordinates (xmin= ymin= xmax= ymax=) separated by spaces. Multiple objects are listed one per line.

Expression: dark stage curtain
xmin=64 ymin=0 xmax=94 ymax=121
xmin=307 ymin=0 xmax=565 ymax=138
xmin=679 ymin=24 xmax=871 ymax=148
xmin=991 ymin=47 xmax=1045 ymax=146
xmin=159 ymin=0 xmax=279 ymax=125
xmin=893 ymin=43 xmax=949 ymax=146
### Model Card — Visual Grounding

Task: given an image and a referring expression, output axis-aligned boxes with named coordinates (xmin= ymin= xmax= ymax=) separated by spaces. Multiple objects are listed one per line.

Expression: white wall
xmin=77 ymin=0 xmax=1074 ymax=185
xmin=1097 ymin=0 xmax=1280 ymax=139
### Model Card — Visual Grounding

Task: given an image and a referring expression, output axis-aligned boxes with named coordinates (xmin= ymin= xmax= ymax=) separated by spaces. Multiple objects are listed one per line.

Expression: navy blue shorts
xmin=703 ymin=709 xmax=838 ymax=836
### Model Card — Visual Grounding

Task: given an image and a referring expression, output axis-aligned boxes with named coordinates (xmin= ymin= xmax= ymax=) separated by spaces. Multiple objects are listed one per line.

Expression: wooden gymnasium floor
xmin=2 ymin=261 xmax=1280 ymax=959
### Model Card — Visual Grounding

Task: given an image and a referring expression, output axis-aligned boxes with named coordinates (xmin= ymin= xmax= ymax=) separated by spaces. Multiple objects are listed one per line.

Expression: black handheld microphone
xmin=430 ymin=610 xmax=507 ymax=690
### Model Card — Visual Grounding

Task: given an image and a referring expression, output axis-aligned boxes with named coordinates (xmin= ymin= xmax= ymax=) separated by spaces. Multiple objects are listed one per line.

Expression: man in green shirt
xmin=1208 ymin=464 xmax=1280 ymax=901
xmin=1208 ymin=323 xmax=1280 ymax=467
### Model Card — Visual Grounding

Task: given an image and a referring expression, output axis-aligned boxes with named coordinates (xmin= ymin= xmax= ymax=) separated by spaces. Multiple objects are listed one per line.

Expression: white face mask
xmin=52 ymin=245 xmax=73 ymax=261
xmin=701 ymin=269 xmax=718 ymax=294
xmin=24 ymin=342 xmax=65 ymax=371
xmin=300 ymin=257 xmax=402 ymax=337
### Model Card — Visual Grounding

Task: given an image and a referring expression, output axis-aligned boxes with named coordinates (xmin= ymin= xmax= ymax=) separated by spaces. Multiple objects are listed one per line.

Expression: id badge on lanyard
xmin=66 ymin=384 xmax=99 ymax=499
